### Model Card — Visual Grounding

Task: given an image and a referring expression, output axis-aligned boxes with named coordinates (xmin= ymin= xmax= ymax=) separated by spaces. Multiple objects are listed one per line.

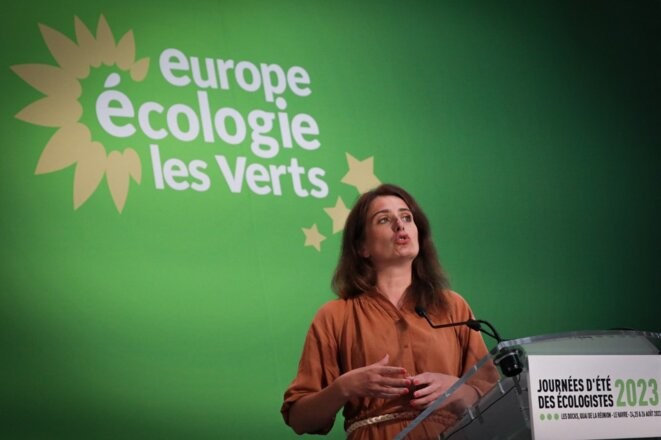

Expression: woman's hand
xmin=407 ymin=372 xmax=460 ymax=408
xmin=288 ymin=354 xmax=410 ymax=434
xmin=337 ymin=354 xmax=411 ymax=399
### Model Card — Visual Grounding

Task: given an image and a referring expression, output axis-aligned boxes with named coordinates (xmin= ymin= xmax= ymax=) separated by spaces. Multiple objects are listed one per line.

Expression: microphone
xmin=414 ymin=305 xmax=522 ymax=377
xmin=414 ymin=306 xmax=500 ymax=341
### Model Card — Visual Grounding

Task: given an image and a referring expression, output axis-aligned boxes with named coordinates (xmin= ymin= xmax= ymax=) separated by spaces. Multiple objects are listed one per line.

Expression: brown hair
xmin=331 ymin=183 xmax=449 ymax=311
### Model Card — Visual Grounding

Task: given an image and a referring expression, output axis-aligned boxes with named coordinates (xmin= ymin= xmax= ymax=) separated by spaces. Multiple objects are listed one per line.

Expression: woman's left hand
xmin=407 ymin=372 xmax=459 ymax=409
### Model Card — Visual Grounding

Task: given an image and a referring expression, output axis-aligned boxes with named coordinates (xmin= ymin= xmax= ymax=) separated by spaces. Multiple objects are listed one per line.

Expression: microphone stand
xmin=415 ymin=305 xmax=522 ymax=377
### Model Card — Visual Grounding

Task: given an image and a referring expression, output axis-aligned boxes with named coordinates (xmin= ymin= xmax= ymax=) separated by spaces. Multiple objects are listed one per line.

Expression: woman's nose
xmin=393 ymin=218 xmax=404 ymax=231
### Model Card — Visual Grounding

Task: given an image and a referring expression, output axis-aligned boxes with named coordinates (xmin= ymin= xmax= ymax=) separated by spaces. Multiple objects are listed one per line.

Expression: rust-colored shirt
xmin=281 ymin=290 xmax=498 ymax=439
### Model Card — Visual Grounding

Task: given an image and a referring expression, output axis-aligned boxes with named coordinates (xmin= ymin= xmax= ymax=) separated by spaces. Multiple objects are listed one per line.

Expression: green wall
xmin=1 ymin=1 xmax=659 ymax=438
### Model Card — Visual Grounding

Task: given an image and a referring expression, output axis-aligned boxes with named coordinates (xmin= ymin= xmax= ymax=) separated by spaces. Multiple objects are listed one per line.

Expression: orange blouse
xmin=281 ymin=290 xmax=499 ymax=439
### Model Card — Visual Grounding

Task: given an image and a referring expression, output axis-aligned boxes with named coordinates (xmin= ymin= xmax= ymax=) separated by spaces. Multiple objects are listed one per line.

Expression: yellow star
xmin=302 ymin=224 xmax=326 ymax=252
xmin=341 ymin=153 xmax=381 ymax=193
xmin=324 ymin=197 xmax=350 ymax=234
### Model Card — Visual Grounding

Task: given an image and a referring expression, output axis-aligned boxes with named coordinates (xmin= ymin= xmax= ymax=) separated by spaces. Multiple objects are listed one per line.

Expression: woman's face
xmin=361 ymin=195 xmax=419 ymax=268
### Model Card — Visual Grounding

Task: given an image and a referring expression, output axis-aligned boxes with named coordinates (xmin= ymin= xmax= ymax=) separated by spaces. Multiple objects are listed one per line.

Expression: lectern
xmin=395 ymin=330 xmax=661 ymax=440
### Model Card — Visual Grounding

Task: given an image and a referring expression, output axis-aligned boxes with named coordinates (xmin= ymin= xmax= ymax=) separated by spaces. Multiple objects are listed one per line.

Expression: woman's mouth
xmin=395 ymin=233 xmax=410 ymax=244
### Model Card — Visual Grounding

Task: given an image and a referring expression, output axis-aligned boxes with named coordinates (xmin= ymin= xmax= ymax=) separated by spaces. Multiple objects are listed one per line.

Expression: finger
xmin=378 ymin=376 xmax=412 ymax=388
xmin=376 ymin=366 xmax=408 ymax=377
xmin=410 ymin=389 xmax=443 ymax=407
xmin=408 ymin=372 xmax=431 ymax=384
xmin=372 ymin=386 xmax=410 ymax=398
xmin=410 ymin=384 xmax=434 ymax=400
xmin=373 ymin=353 xmax=389 ymax=366
xmin=411 ymin=379 xmax=446 ymax=399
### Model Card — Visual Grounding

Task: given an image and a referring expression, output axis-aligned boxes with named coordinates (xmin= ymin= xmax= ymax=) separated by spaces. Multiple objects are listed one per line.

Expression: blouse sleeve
xmin=280 ymin=300 xmax=344 ymax=434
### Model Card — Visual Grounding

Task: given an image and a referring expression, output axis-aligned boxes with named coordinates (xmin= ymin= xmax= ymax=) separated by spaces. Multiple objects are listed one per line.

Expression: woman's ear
xmin=360 ymin=244 xmax=370 ymax=258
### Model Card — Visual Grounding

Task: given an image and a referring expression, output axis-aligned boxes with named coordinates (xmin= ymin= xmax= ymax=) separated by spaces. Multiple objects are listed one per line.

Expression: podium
xmin=395 ymin=330 xmax=661 ymax=440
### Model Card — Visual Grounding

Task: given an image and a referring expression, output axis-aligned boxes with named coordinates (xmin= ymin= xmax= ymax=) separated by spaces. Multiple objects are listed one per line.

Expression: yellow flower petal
xmin=16 ymin=96 xmax=82 ymax=127
xmin=74 ymin=16 xmax=101 ymax=68
xmin=130 ymin=57 xmax=150 ymax=82
xmin=106 ymin=150 xmax=131 ymax=213
xmin=11 ymin=63 xmax=81 ymax=98
xmin=96 ymin=15 xmax=116 ymax=66
xmin=122 ymin=148 xmax=142 ymax=183
xmin=73 ymin=141 xmax=106 ymax=209
xmin=35 ymin=123 xmax=90 ymax=174
xmin=39 ymin=23 xmax=89 ymax=79
xmin=116 ymin=30 xmax=135 ymax=70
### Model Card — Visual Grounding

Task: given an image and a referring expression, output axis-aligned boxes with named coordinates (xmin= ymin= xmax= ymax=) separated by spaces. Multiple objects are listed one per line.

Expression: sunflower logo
xmin=11 ymin=15 xmax=149 ymax=213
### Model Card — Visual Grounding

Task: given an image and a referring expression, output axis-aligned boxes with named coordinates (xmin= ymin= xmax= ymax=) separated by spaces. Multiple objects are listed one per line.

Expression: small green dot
xmin=540 ymin=414 xmax=545 ymax=421
xmin=547 ymin=413 xmax=553 ymax=420
xmin=554 ymin=414 xmax=559 ymax=420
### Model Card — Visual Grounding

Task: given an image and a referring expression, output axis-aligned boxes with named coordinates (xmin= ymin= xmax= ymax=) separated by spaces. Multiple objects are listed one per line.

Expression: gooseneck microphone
xmin=414 ymin=306 xmax=501 ymax=341
xmin=414 ymin=305 xmax=522 ymax=377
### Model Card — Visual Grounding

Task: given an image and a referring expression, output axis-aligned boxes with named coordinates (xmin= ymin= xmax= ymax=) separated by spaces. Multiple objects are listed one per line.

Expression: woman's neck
xmin=375 ymin=265 xmax=412 ymax=308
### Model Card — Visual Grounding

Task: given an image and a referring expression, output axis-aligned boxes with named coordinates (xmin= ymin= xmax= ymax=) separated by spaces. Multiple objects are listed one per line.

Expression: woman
xmin=281 ymin=184 xmax=498 ymax=439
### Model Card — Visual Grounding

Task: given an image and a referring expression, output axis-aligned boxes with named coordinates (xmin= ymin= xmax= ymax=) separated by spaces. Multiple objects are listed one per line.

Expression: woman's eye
xmin=402 ymin=214 xmax=412 ymax=222
xmin=377 ymin=217 xmax=390 ymax=224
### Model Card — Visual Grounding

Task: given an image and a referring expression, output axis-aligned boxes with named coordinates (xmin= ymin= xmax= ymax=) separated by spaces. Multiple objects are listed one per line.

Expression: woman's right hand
xmin=287 ymin=354 xmax=410 ymax=434
xmin=337 ymin=354 xmax=411 ymax=399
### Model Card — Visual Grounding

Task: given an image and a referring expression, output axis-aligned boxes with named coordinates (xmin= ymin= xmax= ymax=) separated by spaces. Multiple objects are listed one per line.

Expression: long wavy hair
xmin=331 ymin=184 xmax=449 ymax=311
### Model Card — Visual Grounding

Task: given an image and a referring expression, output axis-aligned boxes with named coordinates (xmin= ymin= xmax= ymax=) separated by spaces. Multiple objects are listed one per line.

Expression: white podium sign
xmin=528 ymin=355 xmax=661 ymax=440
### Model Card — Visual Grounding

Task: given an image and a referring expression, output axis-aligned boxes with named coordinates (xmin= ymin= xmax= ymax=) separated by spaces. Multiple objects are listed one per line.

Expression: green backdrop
xmin=2 ymin=1 xmax=659 ymax=438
